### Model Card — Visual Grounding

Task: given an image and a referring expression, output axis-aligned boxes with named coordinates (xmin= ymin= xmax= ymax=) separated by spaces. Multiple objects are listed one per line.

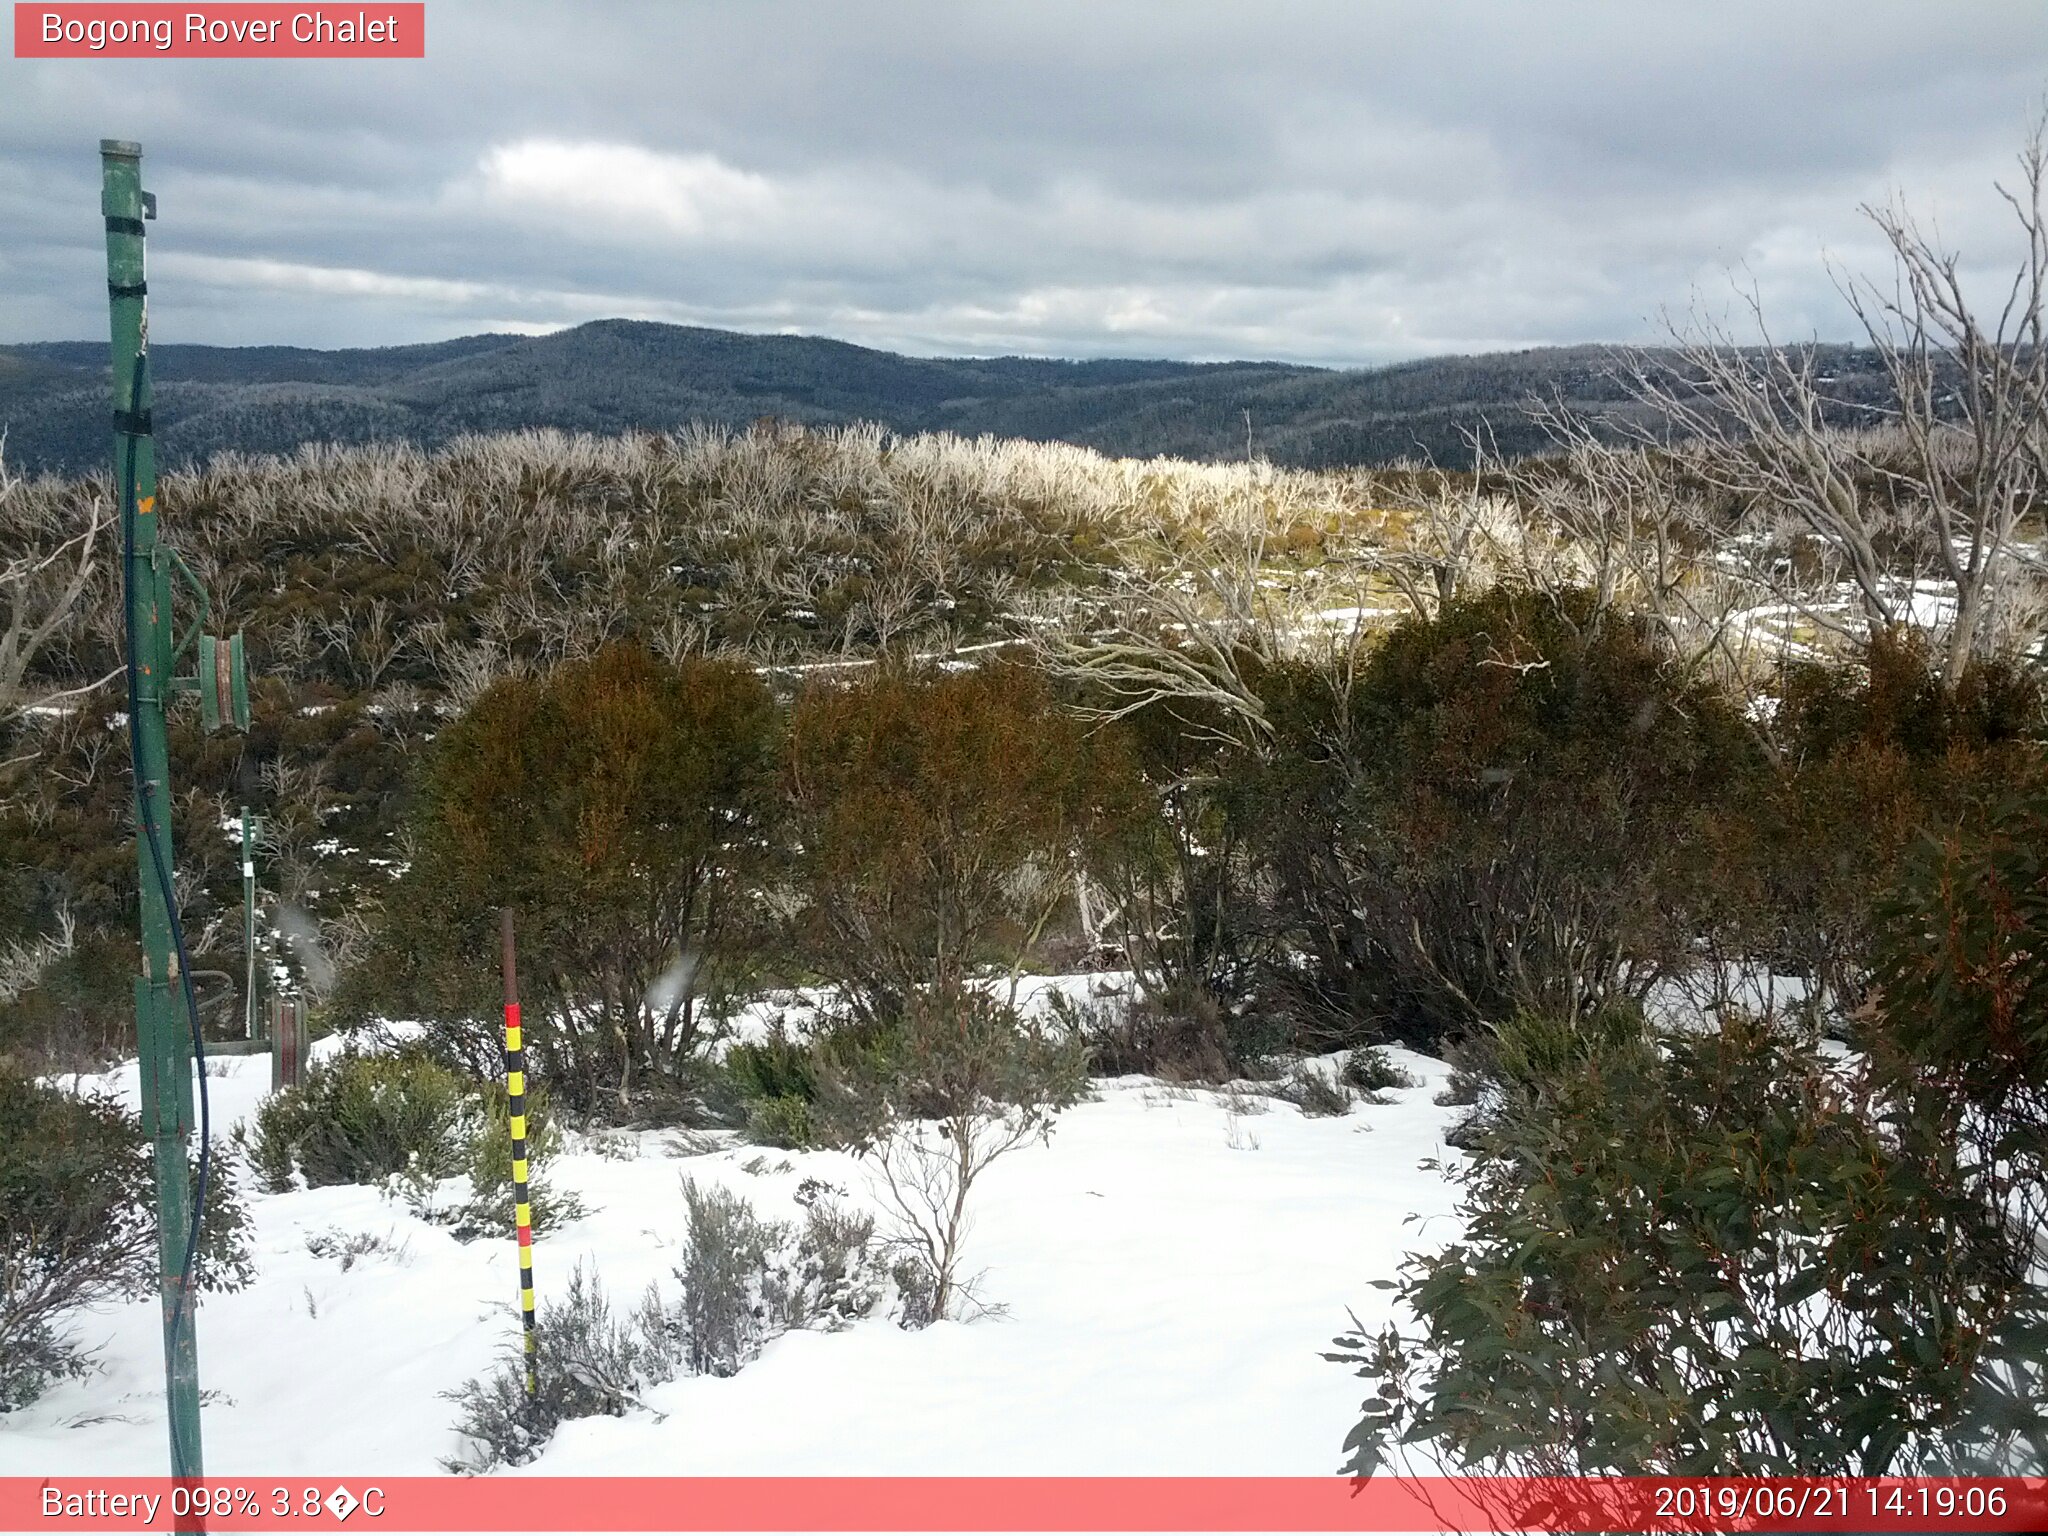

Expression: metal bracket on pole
xmin=196 ymin=632 xmax=251 ymax=732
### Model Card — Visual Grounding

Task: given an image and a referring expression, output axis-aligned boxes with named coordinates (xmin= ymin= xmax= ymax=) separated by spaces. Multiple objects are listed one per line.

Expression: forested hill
xmin=0 ymin=319 xmax=1890 ymax=475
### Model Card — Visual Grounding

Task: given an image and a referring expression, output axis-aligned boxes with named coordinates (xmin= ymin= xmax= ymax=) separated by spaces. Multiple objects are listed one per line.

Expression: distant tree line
xmin=0 ymin=323 xmax=1907 ymax=478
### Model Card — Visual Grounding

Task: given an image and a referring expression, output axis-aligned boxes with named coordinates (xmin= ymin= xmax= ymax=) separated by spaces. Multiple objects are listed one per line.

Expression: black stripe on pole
xmin=106 ymin=215 xmax=147 ymax=237
xmin=502 ymin=907 xmax=538 ymax=1397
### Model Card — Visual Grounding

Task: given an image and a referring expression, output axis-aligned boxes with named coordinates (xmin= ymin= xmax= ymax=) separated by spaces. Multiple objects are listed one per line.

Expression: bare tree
xmin=1510 ymin=397 xmax=1796 ymax=706
xmin=316 ymin=597 xmax=420 ymax=692
xmin=1377 ymin=428 xmax=1512 ymax=618
xmin=1040 ymin=520 xmax=1282 ymax=752
xmin=1629 ymin=116 xmax=2048 ymax=688
xmin=1846 ymin=125 xmax=2048 ymax=679
xmin=842 ymin=566 xmax=925 ymax=655
xmin=817 ymin=987 xmax=1085 ymax=1321
xmin=0 ymin=450 xmax=112 ymax=722
xmin=0 ymin=907 xmax=76 ymax=1007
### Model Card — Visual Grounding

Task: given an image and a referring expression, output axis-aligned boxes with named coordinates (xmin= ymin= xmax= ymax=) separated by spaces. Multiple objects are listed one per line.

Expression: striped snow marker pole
xmin=500 ymin=906 xmax=537 ymax=1397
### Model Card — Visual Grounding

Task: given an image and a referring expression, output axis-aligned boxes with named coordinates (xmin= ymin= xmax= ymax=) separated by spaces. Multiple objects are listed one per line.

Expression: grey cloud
xmin=2 ymin=1 xmax=2045 ymax=362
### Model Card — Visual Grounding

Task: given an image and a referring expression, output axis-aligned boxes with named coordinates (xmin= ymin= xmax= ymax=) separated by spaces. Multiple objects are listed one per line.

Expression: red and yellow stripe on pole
xmin=500 ymin=907 xmax=537 ymax=1396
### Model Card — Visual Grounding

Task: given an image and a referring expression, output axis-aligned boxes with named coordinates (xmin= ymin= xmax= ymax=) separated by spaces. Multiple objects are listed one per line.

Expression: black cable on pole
xmin=119 ymin=349 xmax=211 ymax=1333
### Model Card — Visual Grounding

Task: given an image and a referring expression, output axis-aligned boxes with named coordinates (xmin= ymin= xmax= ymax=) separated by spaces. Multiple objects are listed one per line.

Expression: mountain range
xmin=0 ymin=319 xmax=1892 ymax=477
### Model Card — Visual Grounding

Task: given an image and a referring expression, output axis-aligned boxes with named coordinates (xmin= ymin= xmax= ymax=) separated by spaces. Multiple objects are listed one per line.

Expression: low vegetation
xmin=813 ymin=986 xmax=1088 ymax=1321
xmin=444 ymin=1180 xmax=892 ymax=1472
xmin=1332 ymin=737 xmax=2048 ymax=1483
xmin=1332 ymin=1019 xmax=2046 ymax=1478
xmin=0 ymin=1072 xmax=252 ymax=1412
xmin=242 ymin=1048 xmax=577 ymax=1239
xmin=243 ymin=1048 xmax=473 ymax=1191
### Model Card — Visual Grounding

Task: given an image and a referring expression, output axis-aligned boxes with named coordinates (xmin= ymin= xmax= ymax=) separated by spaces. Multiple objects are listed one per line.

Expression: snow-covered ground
xmin=3 ymin=1029 xmax=1465 ymax=1478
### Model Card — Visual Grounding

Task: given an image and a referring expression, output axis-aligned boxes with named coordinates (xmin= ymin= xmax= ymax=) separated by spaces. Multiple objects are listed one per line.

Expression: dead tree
xmin=0 ymin=451 xmax=111 ymax=721
xmin=1630 ymin=116 xmax=2048 ymax=688
xmin=1512 ymin=397 xmax=1790 ymax=702
xmin=1042 ymin=521 xmax=1279 ymax=753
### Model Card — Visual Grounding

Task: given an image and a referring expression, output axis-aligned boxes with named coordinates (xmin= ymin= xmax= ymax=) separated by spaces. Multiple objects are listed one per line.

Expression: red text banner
xmin=14 ymin=5 xmax=425 ymax=58
xmin=5 ymin=1476 xmax=2047 ymax=1533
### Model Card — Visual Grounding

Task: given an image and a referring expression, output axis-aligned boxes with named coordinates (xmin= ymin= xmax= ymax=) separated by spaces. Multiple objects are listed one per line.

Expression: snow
xmin=713 ymin=972 xmax=1124 ymax=1054
xmin=1645 ymin=965 xmax=1815 ymax=1033
xmin=1307 ymin=605 xmax=1406 ymax=628
xmin=1727 ymin=573 xmax=1978 ymax=663
xmin=4 ymin=1029 xmax=1466 ymax=1479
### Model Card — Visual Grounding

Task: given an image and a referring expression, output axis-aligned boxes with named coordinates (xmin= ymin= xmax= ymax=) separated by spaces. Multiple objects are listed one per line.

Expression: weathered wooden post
xmin=268 ymin=993 xmax=307 ymax=1091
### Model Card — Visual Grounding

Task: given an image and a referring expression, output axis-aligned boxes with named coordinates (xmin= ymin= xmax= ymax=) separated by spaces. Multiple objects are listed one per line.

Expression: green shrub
xmin=244 ymin=1048 xmax=470 ymax=1191
xmin=1870 ymin=780 xmax=2048 ymax=1426
xmin=742 ymin=1094 xmax=816 ymax=1151
xmin=1 ymin=1072 xmax=252 ymax=1411
xmin=1339 ymin=1046 xmax=1416 ymax=1098
xmin=0 ymin=935 xmax=135 ymax=1076
xmin=1776 ymin=628 xmax=2043 ymax=761
xmin=1870 ymin=779 xmax=2048 ymax=1113
xmin=445 ymin=1184 xmax=885 ymax=1471
xmin=722 ymin=1029 xmax=817 ymax=1107
xmin=303 ymin=1227 xmax=410 ymax=1271
xmin=674 ymin=1178 xmax=787 ymax=1376
xmin=815 ymin=986 xmax=1086 ymax=1319
xmin=783 ymin=662 xmax=1106 ymax=1019
xmin=720 ymin=1018 xmax=895 ymax=1148
xmin=348 ymin=644 xmax=780 ymax=1117
xmin=1333 ymin=1011 xmax=2048 ymax=1478
xmin=1078 ymin=702 xmax=1266 ymax=1019
xmin=443 ymin=1263 xmax=662 ymax=1472
xmin=672 ymin=1179 xmax=886 ymax=1375
xmin=249 ymin=1049 xmax=584 ymax=1241
xmin=1753 ymin=634 xmax=2046 ymax=1014
xmin=1279 ymin=1065 xmax=1353 ymax=1117
xmin=1045 ymin=983 xmax=1276 ymax=1083
xmin=1245 ymin=586 xmax=1761 ymax=1054
xmin=445 ymin=1081 xmax=583 ymax=1241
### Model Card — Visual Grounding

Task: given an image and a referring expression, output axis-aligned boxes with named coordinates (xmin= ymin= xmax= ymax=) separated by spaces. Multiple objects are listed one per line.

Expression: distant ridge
xmin=0 ymin=318 xmax=1892 ymax=477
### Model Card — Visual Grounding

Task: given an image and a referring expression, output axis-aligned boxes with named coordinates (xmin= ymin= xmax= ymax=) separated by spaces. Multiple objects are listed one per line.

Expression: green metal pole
xmin=103 ymin=137 xmax=206 ymax=1493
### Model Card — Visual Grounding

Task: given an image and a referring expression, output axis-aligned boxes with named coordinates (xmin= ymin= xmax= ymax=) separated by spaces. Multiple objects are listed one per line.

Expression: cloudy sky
xmin=3 ymin=2 xmax=2046 ymax=364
